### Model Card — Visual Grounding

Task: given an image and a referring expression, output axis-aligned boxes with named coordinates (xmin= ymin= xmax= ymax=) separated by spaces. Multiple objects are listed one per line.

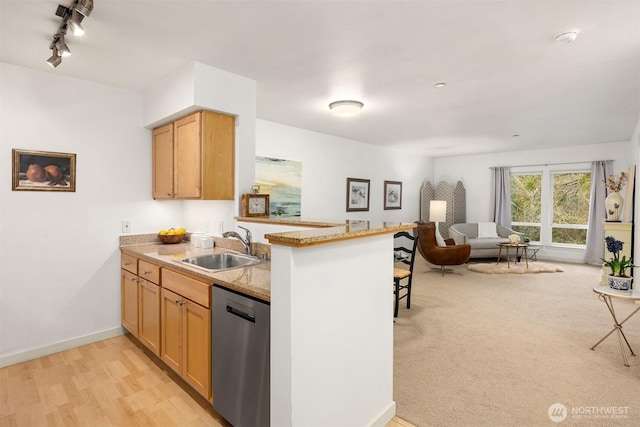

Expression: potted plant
xmin=601 ymin=236 xmax=636 ymax=290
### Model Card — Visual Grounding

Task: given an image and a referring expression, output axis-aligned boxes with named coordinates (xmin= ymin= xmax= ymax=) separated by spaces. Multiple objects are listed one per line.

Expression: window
xmin=510 ymin=174 xmax=541 ymax=241
xmin=510 ymin=165 xmax=591 ymax=247
xmin=551 ymin=172 xmax=591 ymax=245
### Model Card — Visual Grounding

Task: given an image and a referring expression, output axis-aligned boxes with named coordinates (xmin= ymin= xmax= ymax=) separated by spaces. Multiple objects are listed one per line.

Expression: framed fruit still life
xmin=13 ymin=149 xmax=76 ymax=192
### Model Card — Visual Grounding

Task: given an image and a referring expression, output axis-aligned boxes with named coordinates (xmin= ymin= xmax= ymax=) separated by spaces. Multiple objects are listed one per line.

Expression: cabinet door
xmin=161 ymin=288 xmax=183 ymax=374
xmin=121 ymin=269 xmax=139 ymax=336
xmin=174 ymin=112 xmax=202 ymax=199
xmin=153 ymin=123 xmax=175 ymax=199
xmin=183 ymin=300 xmax=211 ymax=399
xmin=139 ymin=279 xmax=161 ymax=356
xmin=201 ymin=111 xmax=235 ymax=200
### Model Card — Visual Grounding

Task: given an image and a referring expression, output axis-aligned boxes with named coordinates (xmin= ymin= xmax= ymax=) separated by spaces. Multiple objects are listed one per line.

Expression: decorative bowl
xmin=158 ymin=233 xmax=186 ymax=244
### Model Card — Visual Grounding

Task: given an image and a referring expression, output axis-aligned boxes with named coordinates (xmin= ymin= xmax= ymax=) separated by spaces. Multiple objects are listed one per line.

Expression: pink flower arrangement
xmin=602 ymin=172 xmax=628 ymax=193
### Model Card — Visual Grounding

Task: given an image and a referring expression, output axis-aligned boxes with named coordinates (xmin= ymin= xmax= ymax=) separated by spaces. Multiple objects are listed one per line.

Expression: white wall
xmin=270 ymin=234 xmax=395 ymax=426
xmin=143 ymin=62 xmax=258 ymax=236
xmin=630 ymin=117 xmax=640 ymax=266
xmin=256 ymin=119 xmax=432 ymax=224
xmin=0 ymin=63 xmax=183 ymax=364
xmin=433 ymin=142 xmax=633 ymax=262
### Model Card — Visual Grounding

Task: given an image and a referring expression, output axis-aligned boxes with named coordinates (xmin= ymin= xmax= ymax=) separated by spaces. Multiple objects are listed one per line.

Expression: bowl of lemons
xmin=158 ymin=228 xmax=187 ymax=244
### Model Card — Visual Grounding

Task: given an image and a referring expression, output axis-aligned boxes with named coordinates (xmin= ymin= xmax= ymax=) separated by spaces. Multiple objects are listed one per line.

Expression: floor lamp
xmin=429 ymin=199 xmax=451 ymax=275
xmin=429 ymin=200 xmax=447 ymax=234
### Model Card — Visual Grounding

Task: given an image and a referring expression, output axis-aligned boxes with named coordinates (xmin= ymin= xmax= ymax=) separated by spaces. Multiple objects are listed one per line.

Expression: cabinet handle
xmin=175 ymin=299 xmax=184 ymax=305
xmin=130 ymin=277 xmax=137 ymax=282
xmin=143 ymin=271 xmax=150 ymax=275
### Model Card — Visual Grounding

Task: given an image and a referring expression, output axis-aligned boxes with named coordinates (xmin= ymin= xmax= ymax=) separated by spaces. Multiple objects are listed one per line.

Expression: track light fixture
xmin=46 ymin=0 xmax=94 ymax=68
xmin=46 ymin=46 xmax=62 ymax=68
xmin=68 ymin=11 xmax=85 ymax=36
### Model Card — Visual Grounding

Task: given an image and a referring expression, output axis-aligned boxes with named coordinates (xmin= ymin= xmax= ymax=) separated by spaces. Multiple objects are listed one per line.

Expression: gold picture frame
xmin=12 ymin=149 xmax=76 ymax=192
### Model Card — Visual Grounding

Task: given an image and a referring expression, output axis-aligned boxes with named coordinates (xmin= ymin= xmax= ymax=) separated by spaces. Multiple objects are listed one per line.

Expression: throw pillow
xmin=478 ymin=222 xmax=499 ymax=238
xmin=435 ymin=228 xmax=447 ymax=247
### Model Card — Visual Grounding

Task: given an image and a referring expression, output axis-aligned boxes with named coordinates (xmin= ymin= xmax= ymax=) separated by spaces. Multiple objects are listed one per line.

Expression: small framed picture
xmin=346 ymin=178 xmax=370 ymax=212
xmin=12 ymin=149 xmax=76 ymax=192
xmin=384 ymin=181 xmax=402 ymax=210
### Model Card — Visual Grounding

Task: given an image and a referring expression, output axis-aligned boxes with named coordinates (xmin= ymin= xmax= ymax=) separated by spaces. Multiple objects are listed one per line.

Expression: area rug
xmin=467 ymin=261 xmax=564 ymax=274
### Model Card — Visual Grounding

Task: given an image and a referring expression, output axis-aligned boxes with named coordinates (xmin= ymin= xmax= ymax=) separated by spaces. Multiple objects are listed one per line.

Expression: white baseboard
xmin=368 ymin=401 xmax=396 ymax=427
xmin=0 ymin=327 xmax=124 ymax=368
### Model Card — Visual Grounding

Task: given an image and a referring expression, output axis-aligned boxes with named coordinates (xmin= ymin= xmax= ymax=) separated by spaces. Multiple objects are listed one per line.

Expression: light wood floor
xmin=1 ymin=335 xmax=414 ymax=427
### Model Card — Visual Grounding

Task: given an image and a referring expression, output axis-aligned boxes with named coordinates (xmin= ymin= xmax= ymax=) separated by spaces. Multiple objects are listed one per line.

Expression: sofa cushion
xmin=478 ymin=222 xmax=499 ymax=238
xmin=468 ymin=238 xmax=508 ymax=250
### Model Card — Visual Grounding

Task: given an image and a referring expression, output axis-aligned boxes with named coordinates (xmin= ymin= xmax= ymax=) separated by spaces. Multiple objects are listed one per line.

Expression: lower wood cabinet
xmin=161 ymin=271 xmax=212 ymax=400
xmin=120 ymin=255 xmax=161 ymax=356
xmin=121 ymin=252 xmax=212 ymax=401
xmin=138 ymin=278 xmax=161 ymax=356
xmin=121 ymin=269 xmax=139 ymax=336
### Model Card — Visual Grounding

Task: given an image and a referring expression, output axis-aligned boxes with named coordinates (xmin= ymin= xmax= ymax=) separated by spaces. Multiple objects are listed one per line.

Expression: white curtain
xmin=584 ymin=160 xmax=613 ymax=265
xmin=491 ymin=167 xmax=512 ymax=227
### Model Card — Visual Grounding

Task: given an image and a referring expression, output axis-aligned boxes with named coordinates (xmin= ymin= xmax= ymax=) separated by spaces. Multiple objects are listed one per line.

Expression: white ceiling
xmin=1 ymin=0 xmax=638 ymax=157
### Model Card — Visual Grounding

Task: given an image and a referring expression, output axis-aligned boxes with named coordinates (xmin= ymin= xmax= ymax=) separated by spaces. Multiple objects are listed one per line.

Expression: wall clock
xmin=241 ymin=193 xmax=270 ymax=217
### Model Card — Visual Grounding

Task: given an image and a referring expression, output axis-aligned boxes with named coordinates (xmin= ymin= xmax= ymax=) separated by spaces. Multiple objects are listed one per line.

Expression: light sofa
xmin=448 ymin=223 xmax=525 ymax=259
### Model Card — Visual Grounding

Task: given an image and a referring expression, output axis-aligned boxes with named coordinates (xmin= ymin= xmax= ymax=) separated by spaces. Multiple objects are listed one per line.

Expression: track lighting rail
xmin=46 ymin=0 xmax=94 ymax=68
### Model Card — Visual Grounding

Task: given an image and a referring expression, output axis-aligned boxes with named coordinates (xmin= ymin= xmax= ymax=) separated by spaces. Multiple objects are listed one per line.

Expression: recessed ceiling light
xmin=434 ymin=82 xmax=446 ymax=88
xmin=329 ymin=100 xmax=364 ymax=117
xmin=554 ymin=31 xmax=579 ymax=44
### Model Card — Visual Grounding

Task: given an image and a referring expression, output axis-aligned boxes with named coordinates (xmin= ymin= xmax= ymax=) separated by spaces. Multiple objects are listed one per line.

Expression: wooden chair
xmin=393 ymin=230 xmax=418 ymax=317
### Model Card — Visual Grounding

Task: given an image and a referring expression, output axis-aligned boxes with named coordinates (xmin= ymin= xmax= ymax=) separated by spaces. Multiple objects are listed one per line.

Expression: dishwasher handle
xmin=226 ymin=302 xmax=256 ymax=323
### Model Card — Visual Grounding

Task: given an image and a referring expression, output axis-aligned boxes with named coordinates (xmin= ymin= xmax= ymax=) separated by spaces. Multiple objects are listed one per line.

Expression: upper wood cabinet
xmin=152 ymin=110 xmax=235 ymax=200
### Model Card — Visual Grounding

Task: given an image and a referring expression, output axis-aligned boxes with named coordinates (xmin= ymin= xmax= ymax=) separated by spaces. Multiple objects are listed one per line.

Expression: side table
xmin=496 ymin=242 xmax=529 ymax=268
xmin=590 ymin=286 xmax=640 ymax=367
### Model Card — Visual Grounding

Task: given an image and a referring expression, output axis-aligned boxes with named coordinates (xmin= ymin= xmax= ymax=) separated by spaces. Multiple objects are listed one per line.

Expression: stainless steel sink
xmin=179 ymin=253 xmax=261 ymax=272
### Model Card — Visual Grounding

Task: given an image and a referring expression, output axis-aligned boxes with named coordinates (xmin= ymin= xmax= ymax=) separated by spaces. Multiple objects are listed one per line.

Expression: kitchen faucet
xmin=222 ymin=226 xmax=252 ymax=256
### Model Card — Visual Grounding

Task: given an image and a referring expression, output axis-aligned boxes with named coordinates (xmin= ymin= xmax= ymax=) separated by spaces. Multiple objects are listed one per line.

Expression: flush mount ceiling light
xmin=329 ymin=100 xmax=364 ymax=117
xmin=554 ymin=30 xmax=579 ymax=44
xmin=46 ymin=0 xmax=94 ymax=68
xmin=434 ymin=82 xmax=446 ymax=88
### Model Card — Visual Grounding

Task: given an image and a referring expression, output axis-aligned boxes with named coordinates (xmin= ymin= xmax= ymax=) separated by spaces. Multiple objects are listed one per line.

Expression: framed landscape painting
xmin=384 ymin=181 xmax=402 ymax=210
xmin=346 ymin=177 xmax=370 ymax=212
xmin=12 ymin=149 xmax=76 ymax=192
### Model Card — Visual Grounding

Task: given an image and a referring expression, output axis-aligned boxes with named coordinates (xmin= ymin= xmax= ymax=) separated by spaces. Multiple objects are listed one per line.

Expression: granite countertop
xmin=120 ymin=220 xmax=413 ymax=301
xmin=121 ymin=240 xmax=271 ymax=302
xmin=262 ymin=220 xmax=415 ymax=247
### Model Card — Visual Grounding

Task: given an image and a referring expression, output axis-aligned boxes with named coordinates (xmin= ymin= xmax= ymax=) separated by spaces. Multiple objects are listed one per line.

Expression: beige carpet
xmin=468 ymin=261 xmax=564 ymax=274
xmin=393 ymin=257 xmax=640 ymax=427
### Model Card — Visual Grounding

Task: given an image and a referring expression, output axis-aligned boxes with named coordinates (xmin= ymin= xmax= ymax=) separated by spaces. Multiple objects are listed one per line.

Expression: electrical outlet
xmin=218 ymin=221 xmax=224 ymax=234
xmin=122 ymin=220 xmax=131 ymax=233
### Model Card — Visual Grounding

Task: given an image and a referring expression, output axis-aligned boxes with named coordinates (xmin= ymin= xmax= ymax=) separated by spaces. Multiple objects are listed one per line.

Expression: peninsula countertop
xmin=237 ymin=217 xmax=415 ymax=247
xmin=120 ymin=221 xmax=414 ymax=302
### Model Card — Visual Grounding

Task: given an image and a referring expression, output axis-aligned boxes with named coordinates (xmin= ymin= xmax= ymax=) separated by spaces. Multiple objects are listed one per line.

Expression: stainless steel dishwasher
xmin=212 ymin=285 xmax=270 ymax=427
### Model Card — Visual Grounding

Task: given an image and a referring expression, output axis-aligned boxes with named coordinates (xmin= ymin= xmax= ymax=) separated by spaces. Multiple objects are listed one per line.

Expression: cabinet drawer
xmin=162 ymin=268 xmax=211 ymax=308
xmin=139 ymin=260 xmax=161 ymax=285
xmin=121 ymin=253 xmax=138 ymax=274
